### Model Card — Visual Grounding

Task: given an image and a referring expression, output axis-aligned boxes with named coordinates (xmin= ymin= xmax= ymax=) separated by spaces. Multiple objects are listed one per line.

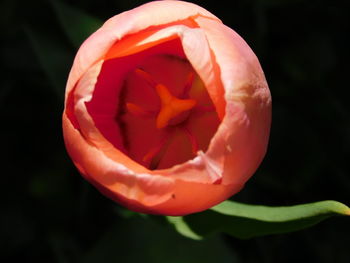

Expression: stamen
xmin=134 ymin=68 xmax=158 ymax=87
xmin=125 ymin=103 xmax=155 ymax=118
xmin=182 ymin=72 xmax=194 ymax=97
xmin=183 ymin=127 xmax=199 ymax=155
xmin=142 ymin=143 xmax=163 ymax=163
xmin=142 ymin=136 xmax=171 ymax=169
xmin=156 ymin=84 xmax=196 ymax=129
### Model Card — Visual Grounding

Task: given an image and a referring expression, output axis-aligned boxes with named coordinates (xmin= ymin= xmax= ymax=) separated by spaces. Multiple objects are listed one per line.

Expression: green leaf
xmin=50 ymin=0 xmax=103 ymax=48
xmin=168 ymin=200 xmax=350 ymax=240
xmin=82 ymin=216 xmax=237 ymax=263
xmin=166 ymin=216 xmax=203 ymax=240
xmin=25 ymin=26 xmax=72 ymax=99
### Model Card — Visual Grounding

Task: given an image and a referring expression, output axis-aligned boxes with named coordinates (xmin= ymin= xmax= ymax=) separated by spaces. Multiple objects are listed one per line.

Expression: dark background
xmin=1 ymin=0 xmax=349 ymax=262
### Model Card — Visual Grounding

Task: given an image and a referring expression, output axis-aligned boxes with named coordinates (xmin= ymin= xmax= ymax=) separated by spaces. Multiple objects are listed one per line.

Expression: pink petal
xmin=63 ymin=113 xmax=175 ymax=209
xmin=65 ymin=1 xmax=220 ymax=97
xmin=195 ymin=16 xmax=272 ymax=185
xmin=63 ymin=1 xmax=272 ymax=215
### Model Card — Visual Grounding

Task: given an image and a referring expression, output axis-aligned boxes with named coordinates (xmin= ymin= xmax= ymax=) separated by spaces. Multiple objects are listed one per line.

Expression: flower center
xmin=119 ymin=55 xmax=219 ymax=170
xmin=128 ymin=68 xmax=196 ymax=129
xmin=155 ymin=83 xmax=196 ymax=129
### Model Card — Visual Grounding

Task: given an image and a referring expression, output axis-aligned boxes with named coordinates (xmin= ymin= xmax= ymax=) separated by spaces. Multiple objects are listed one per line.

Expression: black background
xmin=1 ymin=0 xmax=349 ymax=262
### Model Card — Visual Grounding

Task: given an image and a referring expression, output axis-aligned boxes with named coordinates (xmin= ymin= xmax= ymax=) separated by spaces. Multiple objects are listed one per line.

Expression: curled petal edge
xmin=63 ymin=3 xmax=271 ymax=215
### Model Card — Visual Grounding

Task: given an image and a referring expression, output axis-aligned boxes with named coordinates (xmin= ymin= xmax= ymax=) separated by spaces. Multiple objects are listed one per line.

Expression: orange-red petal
xmin=63 ymin=1 xmax=271 ymax=215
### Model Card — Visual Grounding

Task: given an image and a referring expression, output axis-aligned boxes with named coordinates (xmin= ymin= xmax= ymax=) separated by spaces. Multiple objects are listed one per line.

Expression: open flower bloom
xmin=62 ymin=1 xmax=271 ymax=216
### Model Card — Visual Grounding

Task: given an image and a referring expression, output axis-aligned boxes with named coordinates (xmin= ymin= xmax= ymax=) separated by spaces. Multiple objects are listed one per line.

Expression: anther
xmin=142 ymin=136 xmax=171 ymax=169
xmin=134 ymin=68 xmax=158 ymax=87
xmin=125 ymin=103 xmax=155 ymax=118
xmin=182 ymin=72 xmax=195 ymax=97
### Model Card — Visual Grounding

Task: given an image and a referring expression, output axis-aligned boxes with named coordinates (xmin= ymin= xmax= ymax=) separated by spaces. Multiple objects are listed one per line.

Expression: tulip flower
xmin=62 ymin=1 xmax=271 ymax=216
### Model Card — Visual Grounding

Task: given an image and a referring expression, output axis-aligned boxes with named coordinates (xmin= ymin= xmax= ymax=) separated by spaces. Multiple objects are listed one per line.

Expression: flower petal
xmin=149 ymin=178 xmax=244 ymax=216
xmin=63 ymin=1 xmax=272 ymax=215
xmin=62 ymin=112 xmax=175 ymax=209
xmin=194 ymin=16 xmax=272 ymax=185
xmin=66 ymin=1 xmax=220 ymax=97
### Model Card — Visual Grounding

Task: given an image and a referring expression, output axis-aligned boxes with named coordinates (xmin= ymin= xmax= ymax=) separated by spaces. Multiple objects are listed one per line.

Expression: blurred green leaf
xmin=50 ymin=0 xmax=103 ymax=48
xmin=168 ymin=200 xmax=350 ymax=239
xmin=82 ymin=217 xmax=238 ymax=263
xmin=25 ymin=26 xmax=72 ymax=99
xmin=166 ymin=216 xmax=203 ymax=240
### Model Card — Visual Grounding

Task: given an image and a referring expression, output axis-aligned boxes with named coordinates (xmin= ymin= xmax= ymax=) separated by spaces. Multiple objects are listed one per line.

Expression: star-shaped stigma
xmin=123 ymin=68 xmax=213 ymax=169
xmin=155 ymin=83 xmax=196 ymax=129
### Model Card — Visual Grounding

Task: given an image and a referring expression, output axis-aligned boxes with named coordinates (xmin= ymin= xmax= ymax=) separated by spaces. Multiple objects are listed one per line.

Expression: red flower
xmin=62 ymin=1 xmax=271 ymax=215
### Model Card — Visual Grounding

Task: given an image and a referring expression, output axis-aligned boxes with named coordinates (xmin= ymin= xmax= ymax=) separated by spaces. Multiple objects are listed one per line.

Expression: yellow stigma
xmin=155 ymin=84 xmax=196 ymax=129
